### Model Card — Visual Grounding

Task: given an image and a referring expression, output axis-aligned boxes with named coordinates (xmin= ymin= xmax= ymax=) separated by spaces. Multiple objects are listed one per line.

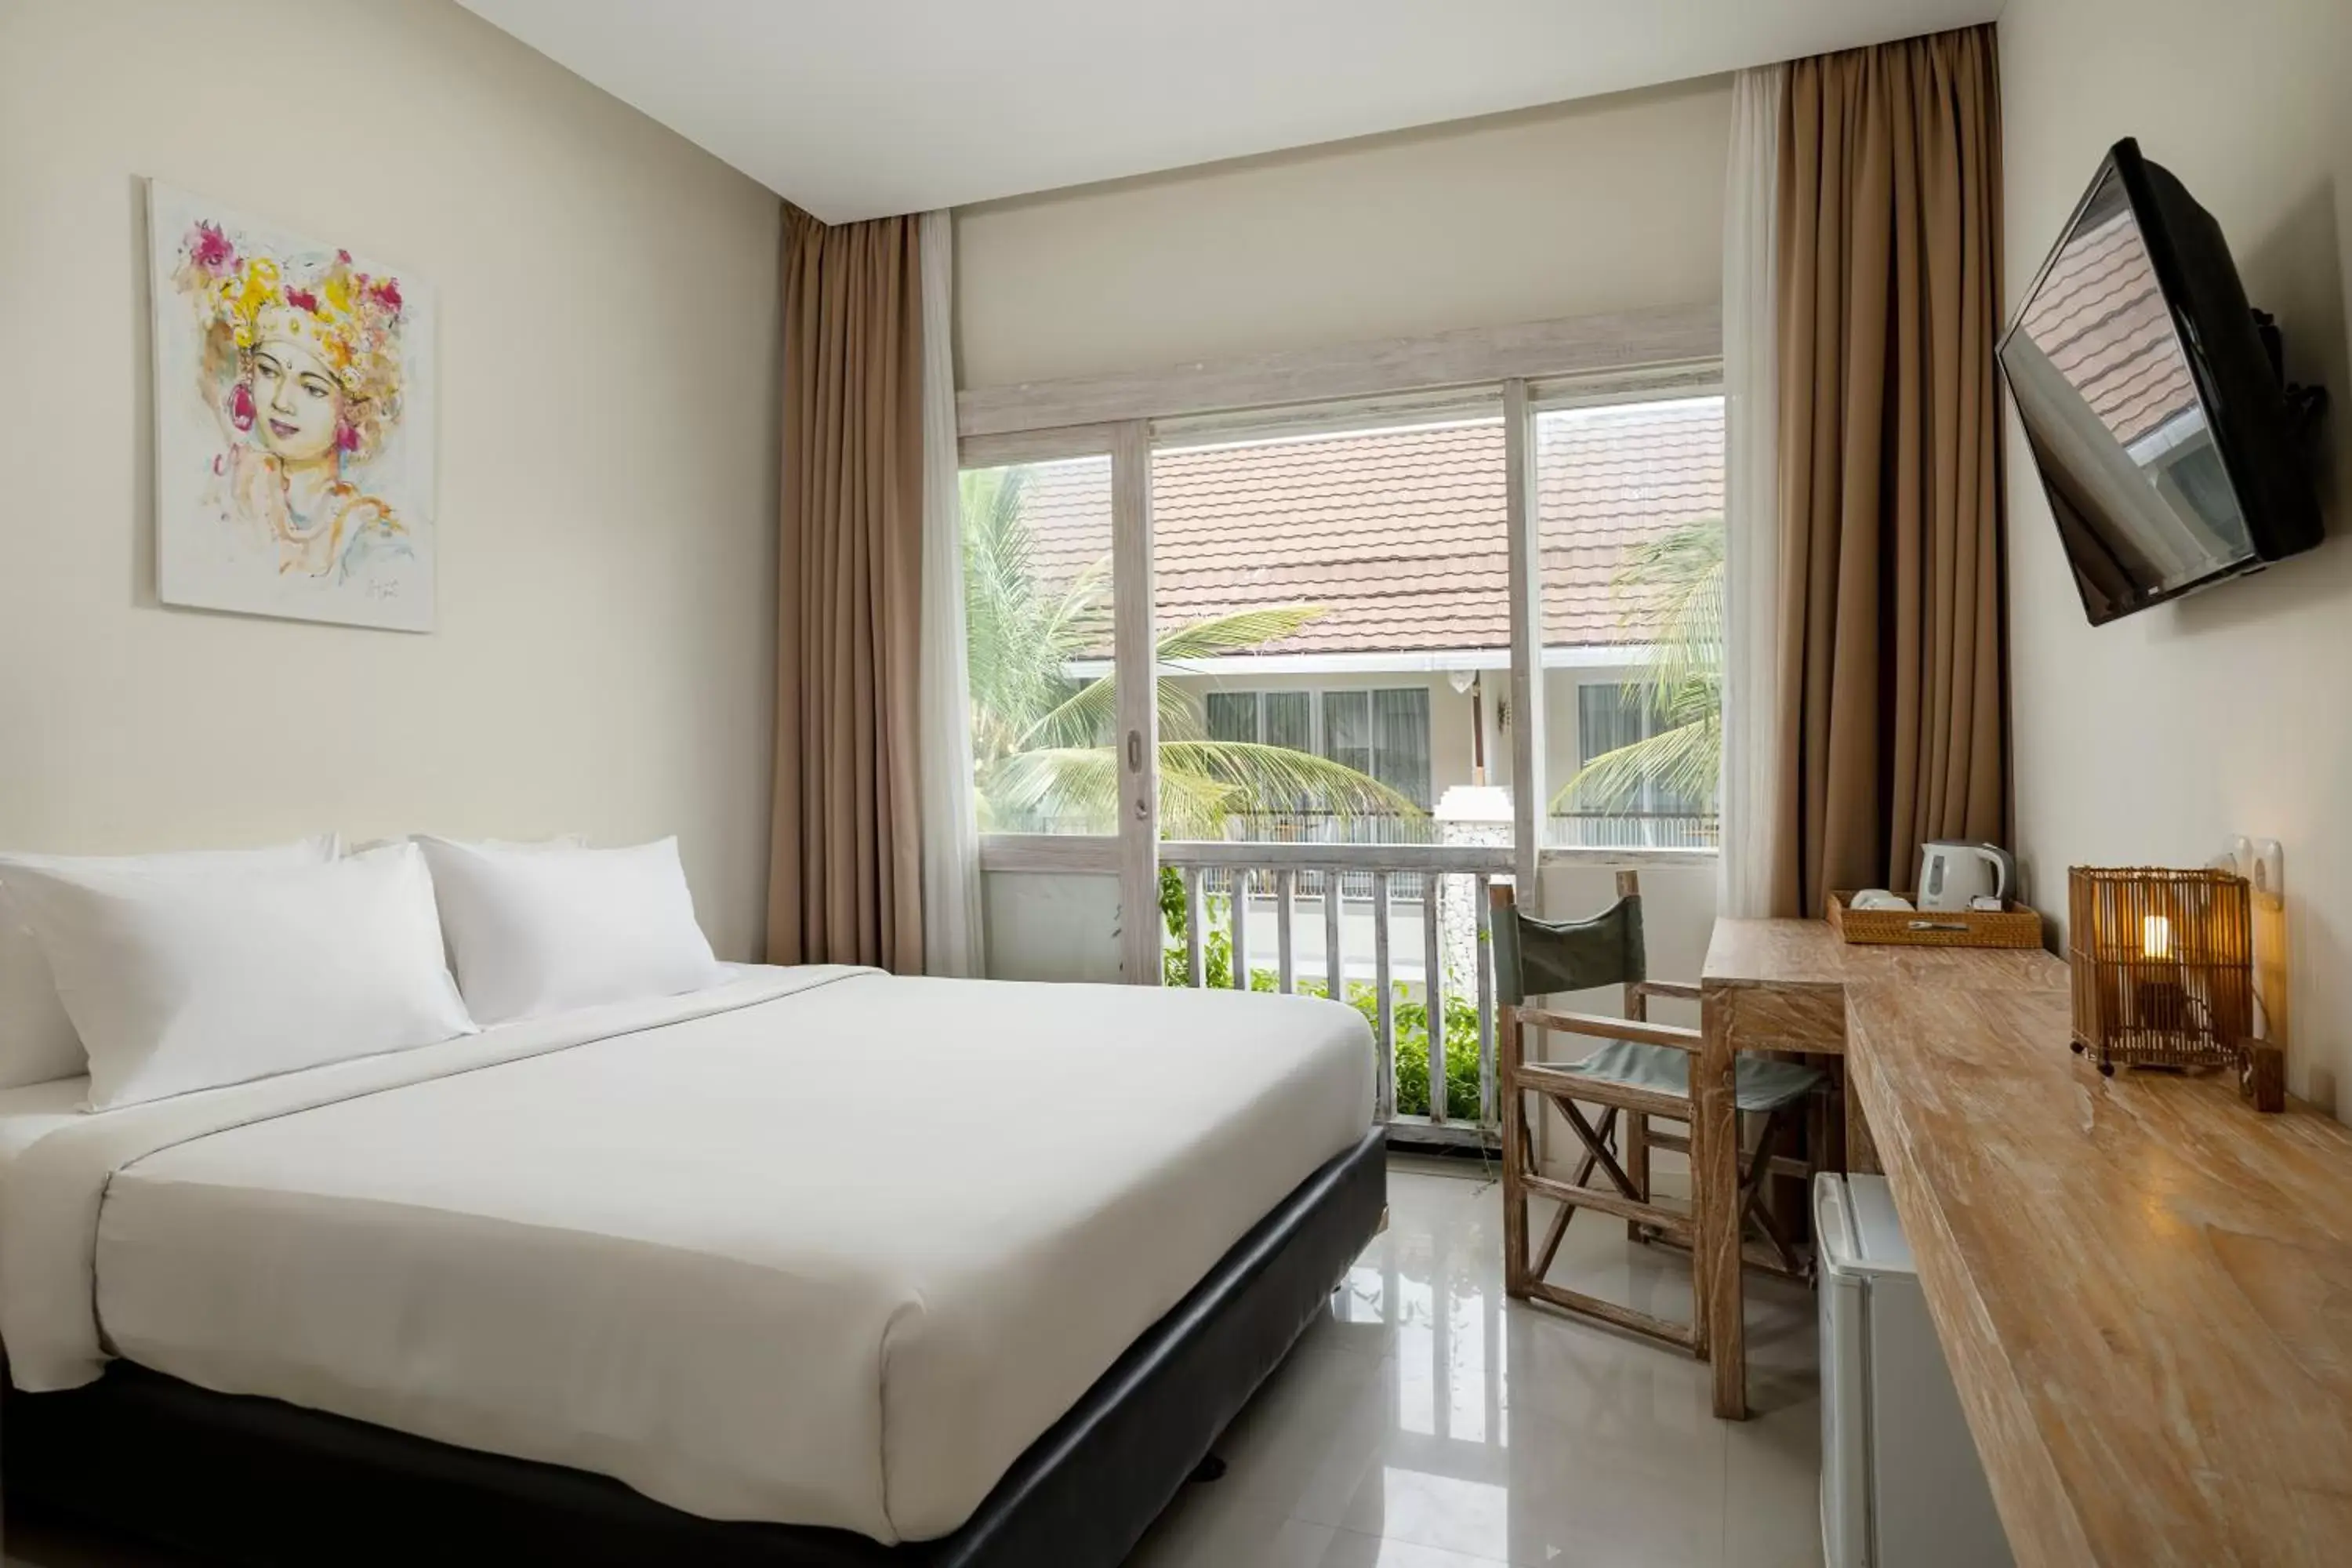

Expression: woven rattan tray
xmin=1828 ymin=891 xmax=2044 ymax=949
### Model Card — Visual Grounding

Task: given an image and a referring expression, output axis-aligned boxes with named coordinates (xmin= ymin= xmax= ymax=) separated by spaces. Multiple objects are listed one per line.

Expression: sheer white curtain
xmin=916 ymin=209 xmax=985 ymax=975
xmin=1719 ymin=65 xmax=1785 ymax=919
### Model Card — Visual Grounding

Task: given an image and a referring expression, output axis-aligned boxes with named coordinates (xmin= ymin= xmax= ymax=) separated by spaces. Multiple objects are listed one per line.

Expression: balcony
xmin=1158 ymin=810 xmax=1715 ymax=1148
xmin=1161 ymin=839 xmax=1505 ymax=1147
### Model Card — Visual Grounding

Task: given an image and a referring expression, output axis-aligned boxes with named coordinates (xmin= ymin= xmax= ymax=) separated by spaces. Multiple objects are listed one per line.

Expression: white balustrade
xmin=1159 ymin=839 xmax=1510 ymax=1147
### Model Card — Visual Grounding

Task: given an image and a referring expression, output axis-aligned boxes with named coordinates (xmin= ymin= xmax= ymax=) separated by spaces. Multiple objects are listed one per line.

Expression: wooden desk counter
xmin=1701 ymin=919 xmax=2069 ymax=1154
xmin=1695 ymin=919 xmax=2068 ymax=1417
xmin=1704 ymin=917 xmax=2070 ymax=1019
xmin=1847 ymin=983 xmax=2352 ymax=1567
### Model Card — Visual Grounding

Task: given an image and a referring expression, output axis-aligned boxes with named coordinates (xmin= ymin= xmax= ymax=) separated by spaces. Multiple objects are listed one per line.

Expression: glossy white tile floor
xmin=2 ymin=1158 xmax=1824 ymax=1568
xmin=1123 ymin=1156 xmax=1826 ymax=1568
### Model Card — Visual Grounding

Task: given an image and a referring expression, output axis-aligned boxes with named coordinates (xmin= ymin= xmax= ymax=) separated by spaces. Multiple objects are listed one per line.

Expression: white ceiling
xmin=457 ymin=0 xmax=2001 ymax=223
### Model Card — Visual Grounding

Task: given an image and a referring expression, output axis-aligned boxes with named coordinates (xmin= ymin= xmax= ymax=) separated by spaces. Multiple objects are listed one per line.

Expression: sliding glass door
xmin=957 ymin=424 xmax=1160 ymax=984
xmin=962 ymin=385 xmax=1725 ymax=1013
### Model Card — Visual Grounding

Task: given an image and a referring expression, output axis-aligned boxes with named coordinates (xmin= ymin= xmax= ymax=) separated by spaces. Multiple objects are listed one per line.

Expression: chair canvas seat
xmin=1560 ymin=1039 xmax=1826 ymax=1114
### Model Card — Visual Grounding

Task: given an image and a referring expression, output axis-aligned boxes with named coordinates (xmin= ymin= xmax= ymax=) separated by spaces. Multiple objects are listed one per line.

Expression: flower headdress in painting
xmin=176 ymin=220 xmax=408 ymax=462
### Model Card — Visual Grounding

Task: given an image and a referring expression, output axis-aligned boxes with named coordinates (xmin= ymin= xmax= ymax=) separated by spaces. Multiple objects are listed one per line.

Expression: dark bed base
xmin=5 ymin=1127 xmax=1386 ymax=1568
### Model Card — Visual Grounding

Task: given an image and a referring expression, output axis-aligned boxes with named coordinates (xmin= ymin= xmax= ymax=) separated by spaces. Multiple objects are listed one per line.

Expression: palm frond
xmin=1020 ymin=671 xmax=1212 ymax=752
xmin=1154 ymin=606 xmax=1327 ymax=663
xmin=1613 ymin=514 xmax=1724 ymax=707
xmin=1155 ymin=768 xmax=1252 ymax=840
xmin=1020 ymin=673 xmax=1111 ymax=752
xmin=1552 ymin=716 xmax=1721 ymax=814
xmin=1549 ymin=510 xmax=1726 ymax=818
xmin=1035 ymin=557 xmax=1110 ymax=654
xmin=980 ymin=739 xmax=1425 ymax=837
xmin=978 ymin=746 xmax=1119 ymax=834
xmin=963 ymin=466 xmax=1100 ymax=765
xmin=1158 ymin=742 xmax=1422 ymax=821
xmin=1020 ymin=603 xmax=1326 ymax=750
xmin=1156 ymin=679 xmax=1207 ymax=743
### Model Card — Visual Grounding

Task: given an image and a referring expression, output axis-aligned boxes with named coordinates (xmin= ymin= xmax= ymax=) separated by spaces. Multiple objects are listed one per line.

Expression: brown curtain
xmin=769 ymin=205 xmax=925 ymax=971
xmin=1769 ymin=25 xmax=2008 ymax=918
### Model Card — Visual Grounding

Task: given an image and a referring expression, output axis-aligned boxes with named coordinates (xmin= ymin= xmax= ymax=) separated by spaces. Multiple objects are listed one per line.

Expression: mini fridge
xmin=1816 ymin=1173 xmax=2012 ymax=1568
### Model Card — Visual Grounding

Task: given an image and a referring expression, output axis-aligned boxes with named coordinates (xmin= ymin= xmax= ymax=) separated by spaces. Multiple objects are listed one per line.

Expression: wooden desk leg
xmin=1697 ymin=993 xmax=1747 ymax=1419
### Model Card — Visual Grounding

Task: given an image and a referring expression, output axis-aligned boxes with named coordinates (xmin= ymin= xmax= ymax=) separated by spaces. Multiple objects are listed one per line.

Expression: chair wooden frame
xmin=1494 ymin=873 xmax=1817 ymax=1356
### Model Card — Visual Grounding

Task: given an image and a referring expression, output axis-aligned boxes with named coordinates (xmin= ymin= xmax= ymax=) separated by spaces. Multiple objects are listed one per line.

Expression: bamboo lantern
xmin=2068 ymin=866 xmax=2252 ymax=1076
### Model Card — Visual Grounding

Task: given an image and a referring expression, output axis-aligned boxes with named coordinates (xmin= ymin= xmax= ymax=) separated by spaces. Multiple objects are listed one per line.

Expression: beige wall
xmin=0 ymin=0 xmax=782 ymax=958
xmin=2000 ymin=0 xmax=2352 ymax=1106
xmin=953 ymin=78 xmax=1733 ymax=389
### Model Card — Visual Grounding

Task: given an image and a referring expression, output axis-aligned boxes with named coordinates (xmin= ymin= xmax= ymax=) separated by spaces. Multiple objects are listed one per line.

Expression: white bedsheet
xmin=0 ymin=1076 xmax=88 ymax=1159
xmin=0 ymin=967 xmax=1372 ymax=1543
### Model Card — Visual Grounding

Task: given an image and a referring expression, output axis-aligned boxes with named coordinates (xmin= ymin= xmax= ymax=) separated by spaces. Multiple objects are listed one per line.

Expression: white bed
xmin=0 ymin=965 xmax=1374 ymax=1545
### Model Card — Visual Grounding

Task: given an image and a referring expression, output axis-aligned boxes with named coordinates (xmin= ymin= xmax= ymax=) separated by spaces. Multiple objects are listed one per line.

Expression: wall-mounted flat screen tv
xmin=1998 ymin=138 xmax=2325 ymax=626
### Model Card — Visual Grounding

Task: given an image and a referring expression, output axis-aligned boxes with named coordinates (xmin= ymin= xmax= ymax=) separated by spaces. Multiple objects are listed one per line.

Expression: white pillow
xmin=416 ymin=836 xmax=720 ymax=1025
xmin=352 ymin=833 xmax=589 ymax=855
xmin=0 ymin=834 xmax=339 ymax=1091
xmin=0 ymin=842 xmax=474 ymax=1110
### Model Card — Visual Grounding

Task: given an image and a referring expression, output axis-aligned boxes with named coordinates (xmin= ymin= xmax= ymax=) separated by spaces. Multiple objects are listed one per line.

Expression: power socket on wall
xmin=2226 ymin=837 xmax=2290 ymax=1069
xmin=2224 ymin=836 xmax=2285 ymax=901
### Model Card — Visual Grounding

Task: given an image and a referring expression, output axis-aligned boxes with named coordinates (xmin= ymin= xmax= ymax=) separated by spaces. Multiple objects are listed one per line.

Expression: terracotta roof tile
xmin=2018 ymin=207 xmax=2201 ymax=449
xmin=1011 ymin=398 xmax=1724 ymax=657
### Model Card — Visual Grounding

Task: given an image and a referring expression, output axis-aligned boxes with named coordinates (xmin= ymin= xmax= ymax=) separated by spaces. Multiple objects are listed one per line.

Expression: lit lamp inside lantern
xmin=2134 ymin=910 xmax=2187 ymax=1034
xmin=2068 ymin=866 xmax=2250 ymax=1076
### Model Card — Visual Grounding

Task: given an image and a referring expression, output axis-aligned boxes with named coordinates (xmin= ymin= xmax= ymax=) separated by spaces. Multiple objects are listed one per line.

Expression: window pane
xmin=1204 ymin=691 xmax=1260 ymax=743
xmin=1323 ymin=690 xmax=1372 ymax=777
xmin=960 ymin=456 xmax=1114 ymax=835
xmin=1576 ymin=684 xmax=1642 ymax=768
xmin=1264 ymin=691 xmax=1313 ymax=753
xmin=1538 ymin=397 xmax=1724 ymax=851
xmin=1372 ymin=688 xmax=1432 ymax=808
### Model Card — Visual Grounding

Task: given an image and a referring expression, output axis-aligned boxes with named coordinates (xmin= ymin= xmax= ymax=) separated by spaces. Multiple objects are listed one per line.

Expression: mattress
xmin=0 ymin=967 xmax=1373 ymax=1544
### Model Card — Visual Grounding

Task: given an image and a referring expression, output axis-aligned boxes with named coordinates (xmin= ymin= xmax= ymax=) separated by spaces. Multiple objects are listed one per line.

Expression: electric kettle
xmin=1915 ymin=841 xmax=2014 ymax=912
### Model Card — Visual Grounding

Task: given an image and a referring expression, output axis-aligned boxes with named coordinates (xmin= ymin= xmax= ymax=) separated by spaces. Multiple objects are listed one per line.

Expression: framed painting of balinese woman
xmin=148 ymin=182 xmax=437 ymax=632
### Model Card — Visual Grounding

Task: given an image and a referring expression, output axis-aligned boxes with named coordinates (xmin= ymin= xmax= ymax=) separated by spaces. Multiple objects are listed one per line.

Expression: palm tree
xmin=1553 ymin=512 xmax=1723 ymax=818
xmin=963 ymin=466 xmax=1418 ymax=837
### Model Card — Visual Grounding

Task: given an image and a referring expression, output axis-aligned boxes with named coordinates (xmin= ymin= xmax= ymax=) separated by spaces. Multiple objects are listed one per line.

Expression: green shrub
xmin=1391 ymin=992 xmax=1484 ymax=1121
xmin=1161 ymin=866 xmax=1483 ymax=1120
